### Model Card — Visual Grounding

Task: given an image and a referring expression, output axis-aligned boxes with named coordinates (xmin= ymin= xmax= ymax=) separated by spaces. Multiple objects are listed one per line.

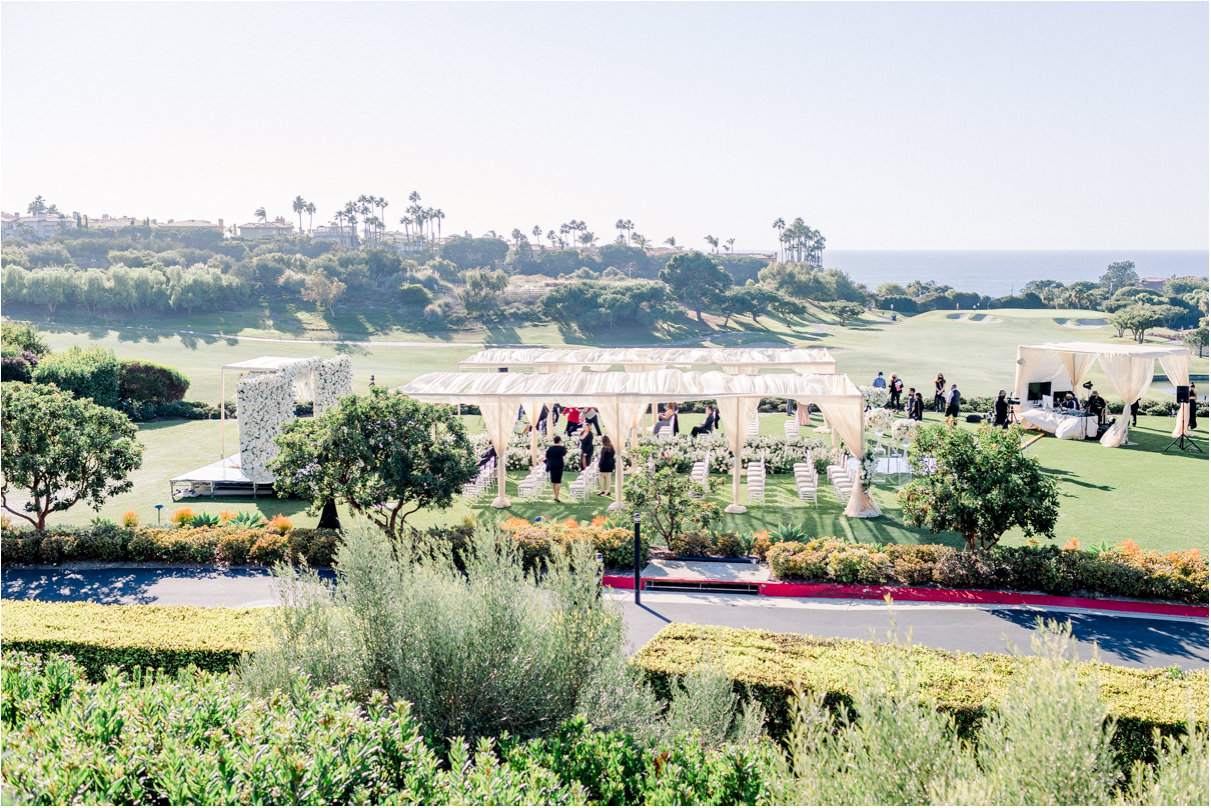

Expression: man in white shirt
xmin=944 ymin=384 xmax=961 ymax=425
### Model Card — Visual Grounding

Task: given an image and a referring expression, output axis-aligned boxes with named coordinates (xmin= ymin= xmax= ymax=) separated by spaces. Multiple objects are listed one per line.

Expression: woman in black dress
xmin=597 ymin=435 xmax=616 ymax=495
xmin=545 ymin=436 xmax=567 ymax=502
xmin=911 ymin=392 xmax=925 ymax=421
xmin=933 ymin=373 xmax=946 ymax=412
xmin=579 ymin=424 xmax=595 ymax=470
xmin=1190 ymin=383 xmax=1199 ymax=431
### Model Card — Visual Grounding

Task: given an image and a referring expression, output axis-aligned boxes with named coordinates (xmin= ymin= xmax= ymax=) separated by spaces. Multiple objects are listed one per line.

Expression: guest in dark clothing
xmin=691 ymin=405 xmax=719 ymax=438
xmin=911 ymin=392 xmax=925 ymax=421
xmin=934 ymin=373 xmax=947 ymax=412
xmin=597 ymin=435 xmax=616 ymax=495
xmin=1086 ymin=391 xmax=1107 ymax=425
xmin=534 ymin=404 xmax=550 ymax=433
xmin=889 ymin=374 xmax=904 ymax=409
xmin=994 ymin=390 xmax=1009 ymax=429
xmin=579 ymin=425 xmax=595 ymax=470
xmin=545 ymin=436 xmax=567 ymax=502
xmin=564 ymin=406 xmax=582 ymax=436
xmin=944 ymin=384 xmax=961 ymax=425
xmin=583 ymin=407 xmax=602 ymax=435
xmin=477 ymin=445 xmax=497 ymax=468
xmin=905 ymin=388 xmax=915 ymax=417
xmin=1130 ymin=399 xmax=1139 ymax=427
xmin=1190 ymin=383 xmax=1199 ymax=431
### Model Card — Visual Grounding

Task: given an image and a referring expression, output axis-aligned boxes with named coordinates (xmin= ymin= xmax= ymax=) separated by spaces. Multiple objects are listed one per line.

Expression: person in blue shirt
xmin=872 ymin=371 xmax=887 ymax=389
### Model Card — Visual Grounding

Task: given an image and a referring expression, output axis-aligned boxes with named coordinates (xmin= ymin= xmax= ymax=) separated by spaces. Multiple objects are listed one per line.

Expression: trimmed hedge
xmin=0 ymin=524 xmax=341 ymax=567
xmin=30 ymin=344 xmax=120 ymax=409
xmin=632 ymin=623 xmax=1209 ymax=767
xmin=765 ymin=538 xmax=1208 ymax=605
xmin=0 ymin=600 xmax=268 ymax=679
xmin=117 ymin=359 xmax=190 ymax=405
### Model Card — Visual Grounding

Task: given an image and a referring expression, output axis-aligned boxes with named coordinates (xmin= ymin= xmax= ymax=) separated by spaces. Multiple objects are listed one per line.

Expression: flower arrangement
xmin=859 ymin=385 xmax=889 ymax=409
xmin=865 ymin=408 xmax=895 ymax=432
xmin=891 ymin=418 xmax=919 ymax=442
xmin=236 ymin=370 xmax=297 ymax=482
xmin=857 ymin=449 xmax=878 ymax=487
xmin=314 ymin=355 xmax=354 ymax=414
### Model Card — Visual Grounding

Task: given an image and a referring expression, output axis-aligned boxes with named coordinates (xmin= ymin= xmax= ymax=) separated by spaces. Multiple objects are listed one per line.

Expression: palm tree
xmin=304 ymin=202 xmax=317 ymax=233
xmin=26 ymin=195 xmax=47 ymax=215
xmin=334 ymin=209 xmax=346 ymax=242
xmin=664 ymin=236 xmax=676 ymax=247
xmin=433 ymin=209 xmax=445 ymax=244
xmin=511 ymin=228 xmax=525 ymax=249
xmin=532 ymin=225 xmax=543 ymax=250
xmin=624 ymin=219 xmax=635 ymax=244
xmin=254 ymin=207 xmax=267 ymax=222
xmin=772 ymin=218 xmax=786 ymax=260
xmin=578 ymin=231 xmax=596 ymax=249
xmin=633 ymin=233 xmax=649 ymax=250
xmin=726 ymin=237 xmax=735 ymax=254
xmin=615 ymin=218 xmax=627 ymax=241
xmin=558 ymin=223 xmax=570 ymax=248
xmin=292 ymin=196 xmax=307 ymax=233
xmin=47 ymin=204 xmax=60 ymax=218
xmin=704 ymin=235 xmax=719 ymax=253
xmin=399 ymin=215 xmax=412 ymax=239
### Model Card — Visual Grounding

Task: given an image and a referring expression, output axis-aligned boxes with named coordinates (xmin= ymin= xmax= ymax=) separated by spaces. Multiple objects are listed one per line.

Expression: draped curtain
xmin=817 ymin=399 xmax=882 ymax=518
xmin=1158 ymin=352 xmax=1192 ymax=438
xmin=1014 ymin=347 xmax=1048 ymax=406
xmin=478 ymin=399 xmax=518 ymax=506
xmin=1097 ymin=354 xmax=1155 ymax=446
xmin=1056 ymin=352 xmax=1097 ymax=393
xmin=715 ymin=394 xmax=761 ymax=510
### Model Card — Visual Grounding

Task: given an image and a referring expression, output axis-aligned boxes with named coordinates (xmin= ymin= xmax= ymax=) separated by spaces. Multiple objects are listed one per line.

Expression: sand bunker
xmin=1055 ymin=318 xmax=1108 ymax=329
xmin=945 ymin=312 xmax=1002 ymax=323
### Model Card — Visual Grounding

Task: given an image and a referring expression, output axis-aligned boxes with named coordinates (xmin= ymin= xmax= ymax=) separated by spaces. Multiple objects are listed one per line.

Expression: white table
xmin=1018 ymin=408 xmax=1099 ymax=440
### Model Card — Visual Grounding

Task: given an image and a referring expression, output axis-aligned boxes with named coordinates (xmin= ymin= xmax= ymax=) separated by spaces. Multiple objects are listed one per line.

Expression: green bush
xmin=0 ymin=320 xmax=49 ymax=357
xmin=763 ymin=537 xmax=1208 ymax=604
xmin=0 ymin=601 xmax=267 ymax=679
xmin=1 ymin=651 xmax=777 ymax=806
xmin=30 ymin=344 xmax=121 ymax=408
xmin=154 ymin=399 xmax=224 ymax=419
xmin=0 ymin=524 xmax=342 ymax=567
xmin=632 ymin=624 xmax=1209 ymax=768
xmin=117 ymin=358 xmax=190 ymax=404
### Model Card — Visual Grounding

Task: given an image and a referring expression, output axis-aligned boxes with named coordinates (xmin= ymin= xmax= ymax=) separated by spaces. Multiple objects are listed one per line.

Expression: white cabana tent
xmin=396 ymin=368 xmax=877 ymax=518
xmin=457 ymin=347 xmax=838 ymax=375
xmin=1013 ymin=342 xmax=1191 ymax=446
xmin=219 ymin=356 xmax=320 ymax=457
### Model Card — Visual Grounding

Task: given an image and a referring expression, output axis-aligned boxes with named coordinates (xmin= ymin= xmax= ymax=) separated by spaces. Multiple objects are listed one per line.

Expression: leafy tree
xmin=31 ymin=345 xmax=120 ymax=408
xmin=458 ymin=269 xmax=508 ymax=316
xmin=1099 ymin=260 xmax=1138 ymax=293
xmin=1184 ymin=317 xmax=1208 ymax=358
xmin=1060 ymin=280 xmax=1102 ymax=310
xmin=397 ymin=283 xmax=433 ymax=306
xmin=270 ymin=389 xmax=476 ymax=539
xmin=539 ymin=280 xmax=670 ymax=331
xmin=118 ymin=360 xmax=190 ymax=404
xmin=758 ymin=261 xmax=828 ymax=301
xmin=0 ymin=321 xmax=49 ymax=357
xmin=826 ymin=300 xmax=866 ymax=326
xmin=898 ymin=424 xmax=1059 ymax=552
xmin=659 ymin=252 xmax=732 ymax=322
xmin=301 ymin=269 xmax=347 ymax=312
xmin=440 ymin=236 xmax=508 ymax=271
xmin=1108 ymin=304 xmax=1164 ymax=343
xmin=1022 ymin=280 xmax=1065 ymax=307
xmin=2 ymin=382 xmax=144 ymax=530
xmin=725 ymin=284 xmax=782 ymax=323
xmin=875 ymin=282 xmax=909 ymax=298
xmin=624 ymin=466 xmax=721 ymax=547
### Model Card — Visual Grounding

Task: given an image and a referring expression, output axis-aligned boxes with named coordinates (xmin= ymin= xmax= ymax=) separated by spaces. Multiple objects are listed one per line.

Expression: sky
xmin=2 ymin=1 xmax=1207 ymax=251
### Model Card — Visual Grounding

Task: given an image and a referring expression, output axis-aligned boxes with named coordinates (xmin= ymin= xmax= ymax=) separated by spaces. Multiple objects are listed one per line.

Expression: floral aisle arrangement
xmin=864 ymin=407 xmax=895 ymax=433
xmin=236 ymin=371 xmax=297 ymax=481
xmin=313 ymin=355 xmax=354 ymax=414
xmin=891 ymin=418 xmax=920 ymax=442
xmin=859 ymin=385 xmax=889 ymax=409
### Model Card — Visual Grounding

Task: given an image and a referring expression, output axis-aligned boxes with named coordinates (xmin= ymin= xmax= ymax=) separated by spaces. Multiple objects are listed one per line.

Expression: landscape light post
xmin=633 ymin=511 xmax=642 ymax=605
xmin=155 ymin=504 xmax=163 ymax=525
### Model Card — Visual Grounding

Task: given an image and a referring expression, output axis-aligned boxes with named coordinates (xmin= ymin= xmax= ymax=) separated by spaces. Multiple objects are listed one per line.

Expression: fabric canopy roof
xmin=1013 ymin=342 xmax=1191 ymax=446
xmin=457 ymin=347 xmax=837 ymax=374
xmin=396 ymin=368 xmax=877 ymax=518
xmin=221 ymin=356 xmax=319 ymax=372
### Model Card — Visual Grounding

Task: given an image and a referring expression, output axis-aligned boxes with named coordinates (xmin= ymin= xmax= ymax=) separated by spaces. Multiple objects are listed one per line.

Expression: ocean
xmin=817 ymin=250 xmax=1209 ymax=299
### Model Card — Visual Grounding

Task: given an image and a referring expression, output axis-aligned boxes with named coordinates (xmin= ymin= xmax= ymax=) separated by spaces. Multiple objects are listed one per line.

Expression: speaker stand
xmin=1163 ymin=434 xmax=1204 ymax=454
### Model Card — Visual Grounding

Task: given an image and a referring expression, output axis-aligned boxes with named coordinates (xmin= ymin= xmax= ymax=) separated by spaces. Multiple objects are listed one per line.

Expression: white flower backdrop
xmin=859 ymin=385 xmax=889 ymax=409
xmin=314 ymin=355 xmax=354 ymax=414
xmin=237 ymin=371 xmax=298 ymax=482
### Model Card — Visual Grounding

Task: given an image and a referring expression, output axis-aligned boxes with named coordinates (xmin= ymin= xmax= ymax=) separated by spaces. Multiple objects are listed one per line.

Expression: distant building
xmin=1138 ymin=277 xmax=1169 ymax=292
xmin=312 ymin=223 xmax=357 ymax=248
xmin=238 ymin=217 xmax=294 ymax=238
xmin=1 ymin=212 xmax=77 ymax=240
xmin=155 ymin=218 xmax=224 ymax=231
xmin=92 ymin=215 xmax=142 ymax=229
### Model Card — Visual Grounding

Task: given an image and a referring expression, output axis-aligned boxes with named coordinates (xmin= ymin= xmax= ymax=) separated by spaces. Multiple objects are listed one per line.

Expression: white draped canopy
xmin=396 ymin=368 xmax=875 ymax=517
xmin=1013 ymin=342 xmax=1191 ymax=446
xmin=457 ymin=346 xmax=838 ymax=375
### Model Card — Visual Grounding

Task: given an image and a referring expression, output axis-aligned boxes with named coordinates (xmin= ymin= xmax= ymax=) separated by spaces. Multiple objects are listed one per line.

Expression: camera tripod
xmin=1164 ymin=432 xmax=1204 ymax=454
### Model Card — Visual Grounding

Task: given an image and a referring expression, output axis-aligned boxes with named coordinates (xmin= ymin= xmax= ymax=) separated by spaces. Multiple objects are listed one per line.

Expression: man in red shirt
xmin=564 ymin=405 xmax=582 ymax=436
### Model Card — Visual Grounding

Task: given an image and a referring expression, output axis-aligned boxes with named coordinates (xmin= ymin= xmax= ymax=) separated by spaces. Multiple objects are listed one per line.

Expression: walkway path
xmin=3 ymin=565 xmax=1205 ymax=671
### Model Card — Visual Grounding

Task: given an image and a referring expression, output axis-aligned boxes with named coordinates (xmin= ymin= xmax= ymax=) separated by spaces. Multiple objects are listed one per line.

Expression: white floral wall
xmin=314 ymin=355 xmax=354 ymax=414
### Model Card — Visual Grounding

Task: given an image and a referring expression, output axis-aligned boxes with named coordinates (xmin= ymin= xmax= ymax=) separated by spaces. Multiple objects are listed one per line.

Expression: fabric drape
xmin=1057 ymin=352 xmax=1097 ymax=393
xmin=1097 ymin=354 xmax=1155 ymax=447
xmin=714 ymin=394 xmax=761 ymax=510
xmin=519 ymin=398 xmax=547 ymax=465
xmin=1158 ymin=352 xmax=1192 ymax=438
xmin=478 ymin=399 xmax=517 ymax=507
xmin=1014 ymin=347 xmax=1047 ymax=406
xmin=817 ymin=400 xmax=881 ymax=518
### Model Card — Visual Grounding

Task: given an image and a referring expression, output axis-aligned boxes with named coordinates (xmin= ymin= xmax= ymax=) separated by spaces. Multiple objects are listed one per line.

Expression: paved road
xmin=3 ymin=566 xmax=1206 ymax=671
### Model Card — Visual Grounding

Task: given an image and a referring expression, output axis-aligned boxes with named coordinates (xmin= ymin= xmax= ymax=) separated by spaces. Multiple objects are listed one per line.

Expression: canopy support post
xmin=491 ymin=458 xmax=510 ymax=509
xmin=724 ymin=404 xmax=746 ymax=514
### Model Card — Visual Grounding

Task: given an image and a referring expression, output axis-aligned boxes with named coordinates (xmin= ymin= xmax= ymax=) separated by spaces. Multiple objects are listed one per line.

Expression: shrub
xmin=710 ymin=532 xmax=749 ymax=559
xmin=30 ymin=345 xmax=121 ymax=409
xmin=495 ymin=517 xmax=648 ymax=571
xmin=117 ymin=359 xmax=190 ymax=405
xmin=119 ymin=510 xmax=139 ymax=528
xmin=669 ymin=531 xmax=714 ymax=558
xmin=0 ymin=601 xmax=267 ymax=679
xmin=170 ymin=507 xmax=195 ymax=526
xmin=248 ymin=531 xmax=289 ymax=565
xmin=0 ymin=321 xmax=49 ymax=357
xmin=632 ymin=623 xmax=1208 ymax=768
xmin=266 ymin=514 xmax=293 ymax=535
xmin=0 ymin=353 xmax=31 ymax=382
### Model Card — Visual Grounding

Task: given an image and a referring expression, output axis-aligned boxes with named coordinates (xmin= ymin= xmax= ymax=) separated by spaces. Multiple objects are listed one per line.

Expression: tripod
xmin=1163 ymin=403 xmax=1203 ymax=453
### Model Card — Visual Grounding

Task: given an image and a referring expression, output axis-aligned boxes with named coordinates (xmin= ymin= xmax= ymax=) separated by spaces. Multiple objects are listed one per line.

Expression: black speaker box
xmin=966 ymin=414 xmax=984 ymax=423
xmin=1177 ymin=385 xmax=1190 ymax=404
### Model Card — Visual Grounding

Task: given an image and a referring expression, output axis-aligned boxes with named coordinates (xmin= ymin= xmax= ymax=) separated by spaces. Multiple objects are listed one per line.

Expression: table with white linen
xmin=1018 ymin=408 xmax=1099 ymax=440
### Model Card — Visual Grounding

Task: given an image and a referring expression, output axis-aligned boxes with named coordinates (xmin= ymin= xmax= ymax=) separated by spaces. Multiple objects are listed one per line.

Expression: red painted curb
xmin=601 ymin=575 xmax=1208 ymax=619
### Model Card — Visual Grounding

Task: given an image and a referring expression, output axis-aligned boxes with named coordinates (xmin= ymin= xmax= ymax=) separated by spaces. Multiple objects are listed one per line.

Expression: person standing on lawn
xmin=564 ymin=405 xmax=582 ymax=436
xmin=934 ymin=373 xmax=947 ymax=412
xmin=545 ymin=436 xmax=567 ymax=502
xmin=945 ymin=383 xmax=961 ymax=426
xmin=889 ymin=374 xmax=904 ymax=409
xmin=579 ymin=424 xmax=595 ymax=470
xmin=597 ymin=435 xmax=616 ymax=495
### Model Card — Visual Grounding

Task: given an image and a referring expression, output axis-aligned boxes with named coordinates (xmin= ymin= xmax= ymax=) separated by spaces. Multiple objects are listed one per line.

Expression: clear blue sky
xmin=2 ymin=1 xmax=1206 ymax=250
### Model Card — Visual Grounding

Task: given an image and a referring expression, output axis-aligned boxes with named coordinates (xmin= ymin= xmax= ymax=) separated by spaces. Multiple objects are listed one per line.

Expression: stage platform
xmin=170 ymin=453 xmax=275 ymax=500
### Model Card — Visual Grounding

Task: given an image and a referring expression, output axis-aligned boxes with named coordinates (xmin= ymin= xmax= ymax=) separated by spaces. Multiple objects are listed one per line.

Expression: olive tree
xmin=898 ymin=424 xmax=1059 ymax=552
xmin=826 ymin=300 xmax=866 ymax=327
xmin=270 ymin=388 xmax=477 ymax=539
xmin=1 ymin=383 xmax=144 ymax=530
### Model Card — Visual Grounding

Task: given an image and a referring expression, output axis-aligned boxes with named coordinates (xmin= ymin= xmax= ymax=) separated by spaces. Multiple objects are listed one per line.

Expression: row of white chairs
xmin=826 ymin=454 xmax=860 ymax=504
xmin=462 ymin=459 xmax=497 ymax=500
xmin=516 ymin=463 xmax=547 ymax=499
xmin=568 ymin=465 xmax=600 ymax=502
xmin=793 ymin=458 xmax=818 ymax=506
xmin=784 ymin=418 xmax=799 ymax=442
xmin=747 ymin=458 xmax=766 ymax=504
xmin=689 ymin=450 xmax=712 ymax=498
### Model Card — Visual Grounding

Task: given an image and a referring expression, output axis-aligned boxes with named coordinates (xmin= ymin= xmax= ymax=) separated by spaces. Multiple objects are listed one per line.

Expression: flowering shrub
xmin=170 ymin=507 xmax=195 ymax=526
xmin=265 ymin=514 xmax=293 ymax=535
xmin=236 ymin=370 xmax=297 ymax=482
xmin=497 ymin=515 xmax=645 ymax=569
xmin=763 ymin=537 xmax=1207 ymax=604
xmin=0 ymin=524 xmax=341 ymax=567
xmin=120 ymin=511 xmax=139 ymax=528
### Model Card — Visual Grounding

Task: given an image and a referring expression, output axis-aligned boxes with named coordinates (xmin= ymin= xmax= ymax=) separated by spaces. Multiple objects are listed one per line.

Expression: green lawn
xmin=25 ymin=411 xmax=1206 ymax=555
